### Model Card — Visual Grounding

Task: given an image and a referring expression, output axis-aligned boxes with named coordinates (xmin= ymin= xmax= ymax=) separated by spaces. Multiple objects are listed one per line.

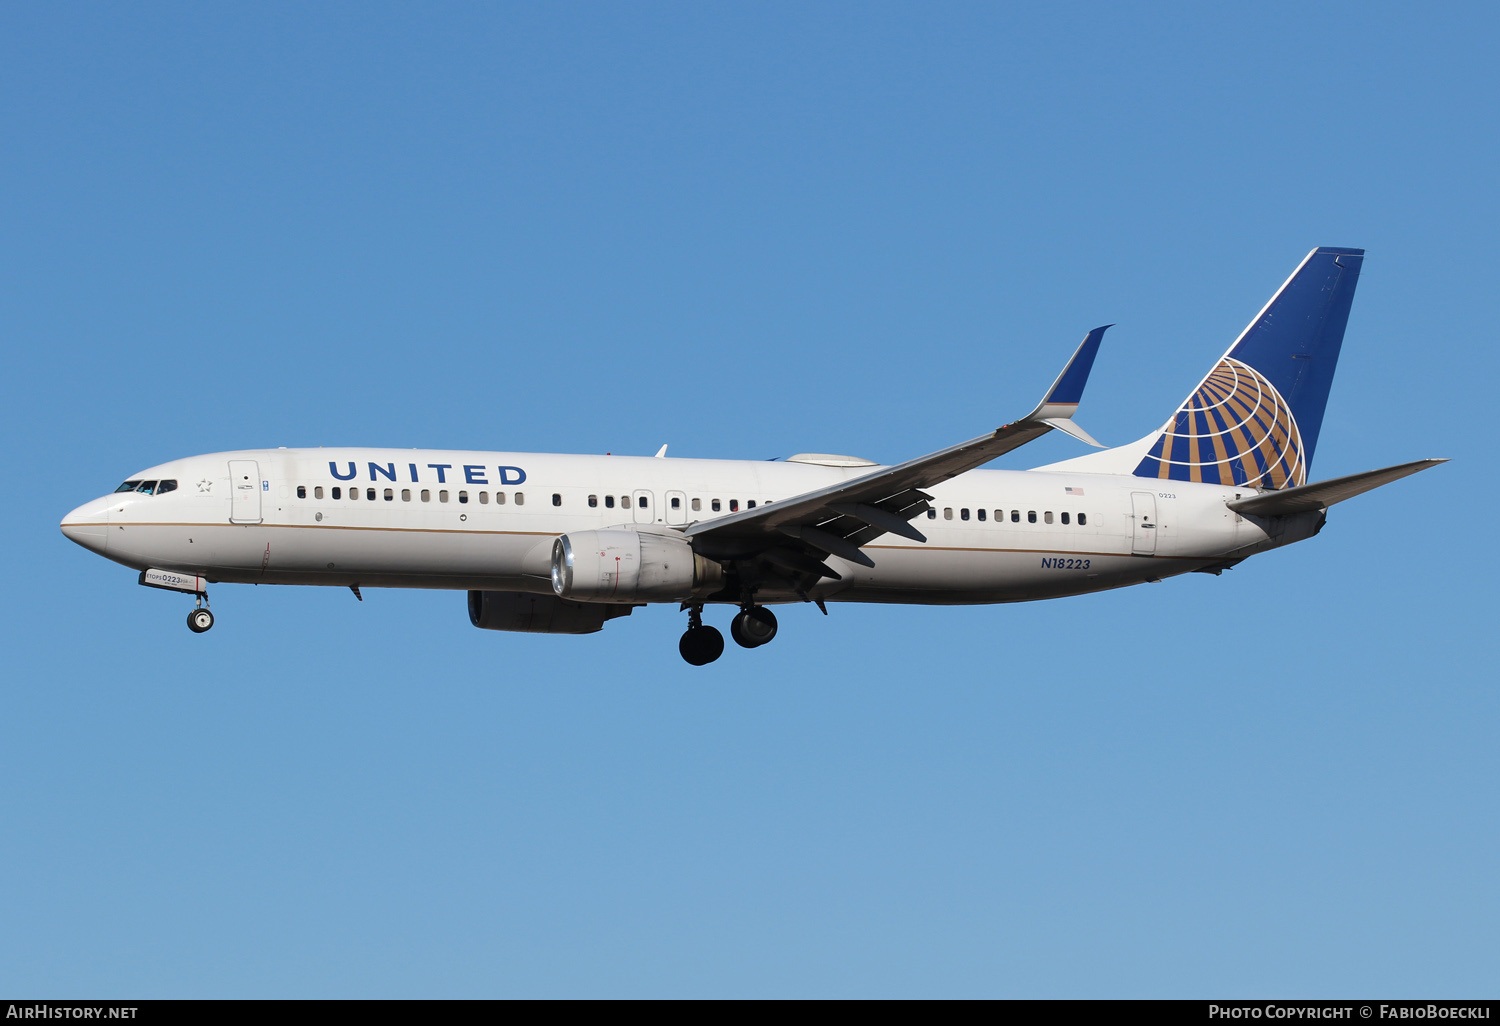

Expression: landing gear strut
xmin=679 ymin=605 xmax=724 ymax=666
xmin=187 ymin=592 xmax=214 ymax=633
xmin=730 ymin=605 xmax=778 ymax=649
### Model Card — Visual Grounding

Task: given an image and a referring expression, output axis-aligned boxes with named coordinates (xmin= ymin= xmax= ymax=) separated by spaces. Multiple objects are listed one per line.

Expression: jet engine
xmin=552 ymin=529 xmax=723 ymax=603
xmin=467 ymin=590 xmax=635 ymax=634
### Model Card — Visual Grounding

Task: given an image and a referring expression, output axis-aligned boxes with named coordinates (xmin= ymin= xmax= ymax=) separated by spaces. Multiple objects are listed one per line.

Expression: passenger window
xmin=332 ymin=487 xmax=342 ymax=499
xmin=1027 ymin=511 xmax=1036 ymax=523
xmin=976 ymin=509 xmax=985 ymax=521
xmin=729 ymin=500 xmax=739 ymax=512
xmin=421 ymin=489 xmax=430 ymax=502
xmin=1044 ymin=511 xmax=1053 ymax=524
xmin=927 ymin=509 xmax=936 ymax=519
xmin=315 ymin=486 xmax=324 ymax=499
xmin=554 ymin=493 xmax=563 ymax=507
xmin=712 ymin=499 xmax=721 ymax=512
xmin=350 ymin=488 xmax=359 ymax=500
xmin=478 ymin=491 xmax=488 ymax=504
xmin=1061 ymin=512 xmax=1070 ymax=525
xmin=439 ymin=490 xmax=449 ymax=502
xmin=515 ymin=493 xmax=525 ymax=505
xmin=297 ymin=486 xmax=307 ymax=499
xmin=994 ymin=510 xmax=1003 ymax=522
xmin=402 ymin=489 xmax=412 ymax=502
xmin=747 ymin=500 xmax=756 ymax=508
xmin=1011 ymin=510 xmax=1019 ymax=523
xmin=1078 ymin=513 xmax=1087 ymax=526
xmin=671 ymin=497 xmax=681 ymax=509
xmin=589 ymin=495 xmax=598 ymax=508
xmin=960 ymin=508 xmax=970 ymax=521
xmin=138 ymin=481 xmax=157 ymax=493
xmin=384 ymin=488 xmax=394 ymax=501
xmin=605 ymin=495 xmax=615 ymax=508
xmin=459 ymin=491 xmax=468 ymax=503
xmin=943 ymin=508 xmax=953 ymax=520
xmin=691 ymin=498 xmax=701 ymax=511
xmin=115 ymin=481 xmax=142 ymax=493
xmin=366 ymin=488 xmax=376 ymax=501
xmin=495 ymin=492 xmax=506 ymax=505
xmin=157 ymin=480 xmax=177 ymax=494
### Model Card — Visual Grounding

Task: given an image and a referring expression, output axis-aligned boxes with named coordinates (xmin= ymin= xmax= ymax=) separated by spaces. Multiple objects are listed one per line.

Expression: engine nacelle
xmin=552 ymin=529 xmax=723 ymax=603
xmin=467 ymin=590 xmax=634 ymax=634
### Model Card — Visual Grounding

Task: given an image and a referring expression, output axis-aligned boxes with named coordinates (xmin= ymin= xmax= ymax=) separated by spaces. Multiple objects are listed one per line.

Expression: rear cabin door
xmin=633 ymin=489 xmax=655 ymax=524
xmin=229 ymin=460 xmax=263 ymax=524
xmin=1130 ymin=491 xmax=1157 ymax=555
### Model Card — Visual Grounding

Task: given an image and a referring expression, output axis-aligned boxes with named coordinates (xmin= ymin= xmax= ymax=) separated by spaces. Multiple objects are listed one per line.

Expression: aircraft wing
xmin=685 ymin=327 xmax=1111 ymax=579
xmin=1226 ymin=458 xmax=1447 ymax=517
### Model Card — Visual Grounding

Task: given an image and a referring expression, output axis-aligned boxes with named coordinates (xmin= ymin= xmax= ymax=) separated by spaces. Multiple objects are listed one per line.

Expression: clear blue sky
xmin=3 ymin=2 xmax=1495 ymax=997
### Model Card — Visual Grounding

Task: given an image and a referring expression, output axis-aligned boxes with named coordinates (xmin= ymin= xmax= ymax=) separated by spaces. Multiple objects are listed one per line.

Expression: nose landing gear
xmin=186 ymin=590 xmax=214 ymax=633
xmin=139 ymin=571 xmax=215 ymax=633
xmin=679 ymin=605 xmax=724 ymax=665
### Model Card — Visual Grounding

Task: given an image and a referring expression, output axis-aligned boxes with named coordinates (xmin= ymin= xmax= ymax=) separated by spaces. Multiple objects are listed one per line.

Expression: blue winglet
xmin=1023 ymin=325 xmax=1111 ymax=447
xmin=1041 ymin=325 xmax=1111 ymax=408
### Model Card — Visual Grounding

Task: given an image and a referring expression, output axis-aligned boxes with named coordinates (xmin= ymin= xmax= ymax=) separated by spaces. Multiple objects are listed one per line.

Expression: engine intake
xmin=552 ymin=529 xmax=723 ymax=603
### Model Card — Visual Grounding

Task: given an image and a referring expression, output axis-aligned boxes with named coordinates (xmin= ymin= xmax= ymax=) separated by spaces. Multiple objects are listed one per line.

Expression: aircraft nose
xmin=60 ymin=498 xmax=111 ymax=554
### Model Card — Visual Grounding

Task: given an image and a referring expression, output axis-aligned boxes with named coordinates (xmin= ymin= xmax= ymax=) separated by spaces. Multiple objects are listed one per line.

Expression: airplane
xmin=61 ymin=247 xmax=1444 ymax=665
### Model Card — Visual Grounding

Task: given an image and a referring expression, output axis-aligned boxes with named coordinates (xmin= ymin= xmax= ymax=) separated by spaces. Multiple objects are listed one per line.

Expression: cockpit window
xmin=114 ymin=479 xmax=176 ymax=495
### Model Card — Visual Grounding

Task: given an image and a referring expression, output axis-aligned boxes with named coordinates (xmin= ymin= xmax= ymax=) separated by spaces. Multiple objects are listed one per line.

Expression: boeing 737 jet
xmin=61 ymin=248 xmax=1443 ymax=663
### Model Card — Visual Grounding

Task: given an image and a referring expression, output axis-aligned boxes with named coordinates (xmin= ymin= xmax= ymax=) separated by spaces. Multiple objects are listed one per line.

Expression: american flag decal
xmin=1065 ymin=486 xmax=1084 ymax=495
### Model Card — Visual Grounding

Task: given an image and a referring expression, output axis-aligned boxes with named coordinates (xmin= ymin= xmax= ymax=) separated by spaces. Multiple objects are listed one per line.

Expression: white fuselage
xmin=60 ymin=447 xmax=1311 ymax=605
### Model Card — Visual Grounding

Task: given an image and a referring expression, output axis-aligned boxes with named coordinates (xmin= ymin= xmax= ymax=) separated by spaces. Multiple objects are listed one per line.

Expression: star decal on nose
xmin=197 ymin=479 xmax=213 ymax=492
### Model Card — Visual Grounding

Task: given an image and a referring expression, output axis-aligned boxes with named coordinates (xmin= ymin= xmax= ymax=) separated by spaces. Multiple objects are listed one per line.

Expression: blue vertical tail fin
xmin=1132 ymin=247 xmax=1364 ymax=488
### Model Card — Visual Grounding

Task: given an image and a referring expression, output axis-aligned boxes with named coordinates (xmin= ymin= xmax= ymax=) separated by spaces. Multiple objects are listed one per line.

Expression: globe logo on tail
xmin=1134 ymin=357 xmax=1306 ymax=488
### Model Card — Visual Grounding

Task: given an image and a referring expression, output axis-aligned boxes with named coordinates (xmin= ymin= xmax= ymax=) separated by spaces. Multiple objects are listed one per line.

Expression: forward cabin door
xmin=1130 ymin=491 xmax=1157 ymax=555
xmin=229 ymin=460 xmax=263 ymax=524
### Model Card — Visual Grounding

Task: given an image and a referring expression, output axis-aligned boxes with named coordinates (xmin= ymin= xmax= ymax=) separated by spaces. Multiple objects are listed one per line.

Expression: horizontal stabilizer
xmin=1226 ymin=458 xmax=1447 ymax=517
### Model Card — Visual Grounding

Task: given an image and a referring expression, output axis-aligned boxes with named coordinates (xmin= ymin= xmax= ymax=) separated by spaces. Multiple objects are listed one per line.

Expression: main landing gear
xmin=678 ymin=604 xmax=779 ymax=665
xmin=679 ymin=605 xmax=724 ymax=666
xmin=730 ymin=605 xmax=777 ymax=649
